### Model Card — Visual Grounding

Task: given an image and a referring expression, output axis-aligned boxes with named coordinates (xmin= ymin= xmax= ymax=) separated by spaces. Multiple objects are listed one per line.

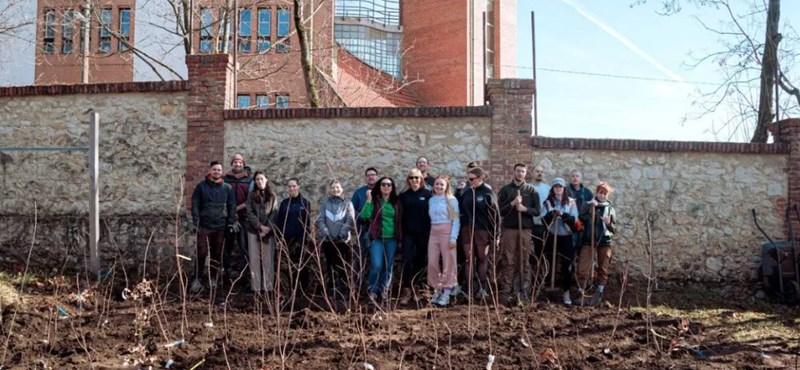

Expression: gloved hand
xmin=228 ymin=221 xmax=241 ymax=234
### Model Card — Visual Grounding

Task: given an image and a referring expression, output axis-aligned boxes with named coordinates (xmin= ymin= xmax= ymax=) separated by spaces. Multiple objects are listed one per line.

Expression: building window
xmin=98 ymin=8 xmax=112 ymax=53
xmin=257 ymin=8 xmax=271 ymax=53
xmin=119 ymin=8 xmax=131 ymax=51
xmin=238 ymin=8 xmax=251 ymax=53
xmin=237 ymin=94 xmax=251 ymax=108
xmin=199 ymin=8 xmax=213 ymax=53
xmin=276 ymin=94 xmax=289 ymax=108
xmin=276 ymin=39 xmax=290 ymax=53
xmin=276 ymin=7 xmax=290 ymax=52
xmin=43 ymin=9 xmax=56 ymax=54
xmin=255 ymin=95 xmax=269 ymax=108
xmin=485 ymin=0 xmax=495 ymax=79
xmin=61 ymin=9 xmax=74 ymax=54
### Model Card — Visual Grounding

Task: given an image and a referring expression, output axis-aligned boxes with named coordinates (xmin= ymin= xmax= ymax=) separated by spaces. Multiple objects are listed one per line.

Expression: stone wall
xmin=0 ymin=86 xmax=189 ymax=274
xmin=0 ymin=91 xmax=187 ymax=215
xmin=532 ymin=148 xmax=787 ymax=282
xmin=224 ymin=115 xmax=492 ymax=203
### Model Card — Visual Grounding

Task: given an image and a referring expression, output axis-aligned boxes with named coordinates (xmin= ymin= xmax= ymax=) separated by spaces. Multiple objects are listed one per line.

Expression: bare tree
xmin=637 ymin=0 xmax=799 ymax=142
xmin=0 ymin=0 xmax=32 ymax=38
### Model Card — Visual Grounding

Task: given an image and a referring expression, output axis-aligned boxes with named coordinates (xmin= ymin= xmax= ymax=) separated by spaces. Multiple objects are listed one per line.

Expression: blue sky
xmin=516 ymin=0 xmax=799 ymax=141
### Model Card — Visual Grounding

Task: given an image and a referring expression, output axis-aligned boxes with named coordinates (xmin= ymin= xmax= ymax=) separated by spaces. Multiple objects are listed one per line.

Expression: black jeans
xmin=543 ymin=234 xmax=575 ymax=291
xmin=401 ymin=232 xmax=430 ymax=288
xmin=322 ymin=240 xmax=352 ymax=296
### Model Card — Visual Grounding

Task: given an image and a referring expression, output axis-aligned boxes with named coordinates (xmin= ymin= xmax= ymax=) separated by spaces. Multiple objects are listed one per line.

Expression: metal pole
xmin=232 ymin=0 xmax=238 ymax=103
xmin=532 ymin=11 xmax=538 ymax=136
xmin=775 ymin=56 xmax=780 ymax=123
xmin=189 ymin=0 xmax=195 ymax=55
xmin=482 ymin=11 xmax=487 ymax=104
xmin=82 ymin=1 xmax=91 ymax=84
xmin=89 ymin=112 xmax=100 ymax=279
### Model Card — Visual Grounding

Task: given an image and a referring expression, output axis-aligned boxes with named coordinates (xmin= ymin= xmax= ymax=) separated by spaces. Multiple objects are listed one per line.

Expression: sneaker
xmin=399 ymin=288 xmax=413 ymax=305
xmin=430 ymin=289 xmax=442 ymax=304
xmin=190 ymin=279 xmax=203 ymax=294
xmin=475 ymin=288 xmax=489 ymax=300
xmin=368 ymin=292 xmax=379 ymax=305
xmin=450 ymin=284 xmax=462 ymax=297
xmin=589 ymin=290 xmax=604 ymax=306
xmin=433 ymin=290 xmax=451 ymax=307
xmin=562 ymin=291 xmax=573 ymax=306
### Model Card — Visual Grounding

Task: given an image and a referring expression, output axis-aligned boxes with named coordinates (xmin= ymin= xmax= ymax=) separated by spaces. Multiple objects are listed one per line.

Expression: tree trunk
xmin=294 ymin=0 xmax=320 ymax=108
xmin=752 ymin=0 xmax=781 ymax=143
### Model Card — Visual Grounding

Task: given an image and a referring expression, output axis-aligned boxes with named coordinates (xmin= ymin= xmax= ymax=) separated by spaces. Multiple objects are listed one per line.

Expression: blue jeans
xmin=368 ymin=238 xmax=398 ymax=295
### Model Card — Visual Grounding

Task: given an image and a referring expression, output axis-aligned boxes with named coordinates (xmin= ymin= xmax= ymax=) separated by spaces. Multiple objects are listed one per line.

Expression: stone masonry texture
xmin=532 ymin=149 xmax=786 ymax=282
xmin=0 ymin=91 xmax=187 ymax=274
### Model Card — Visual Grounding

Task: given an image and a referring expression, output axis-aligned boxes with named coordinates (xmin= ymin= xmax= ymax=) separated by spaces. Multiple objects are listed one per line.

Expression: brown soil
xmin=0 ymin=276 xmax=798 ymax=370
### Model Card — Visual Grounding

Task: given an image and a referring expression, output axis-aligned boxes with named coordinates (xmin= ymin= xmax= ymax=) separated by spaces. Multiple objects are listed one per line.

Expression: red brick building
xmin=34 ymin=0 xmax=516 ymax=107
xmin=34 ymin=0 xmax=135 ymax=84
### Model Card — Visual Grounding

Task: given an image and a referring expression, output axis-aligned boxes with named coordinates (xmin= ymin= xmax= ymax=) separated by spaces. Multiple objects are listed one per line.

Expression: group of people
xmin=189 ymin=154 xmax=617 ymax=307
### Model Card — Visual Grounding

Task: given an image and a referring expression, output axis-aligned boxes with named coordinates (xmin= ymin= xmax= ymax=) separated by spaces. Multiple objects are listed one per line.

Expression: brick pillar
xmin=771 ymin=118 xmax=800 ymax=235
xmin=185 ymin=54 xmax=234 ymax=208
xmin=486 ymin=79 xmax=536 ymax=189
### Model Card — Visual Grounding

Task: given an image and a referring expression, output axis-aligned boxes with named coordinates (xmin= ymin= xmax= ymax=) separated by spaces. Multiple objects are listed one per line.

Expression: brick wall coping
xmin=532 ymin=136 xmax=788 ymax=154
xmin=0 ymin=81 xmax=188 ymax=97
xmin=223 ymin=106 xmax=493 ymax=120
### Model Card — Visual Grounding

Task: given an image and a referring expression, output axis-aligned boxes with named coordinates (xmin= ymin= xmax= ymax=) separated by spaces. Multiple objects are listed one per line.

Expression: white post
xmin=82 ymin=1 xmax=91 ymax=84
xmin=89 ymin=112 xmax=100 ymax=278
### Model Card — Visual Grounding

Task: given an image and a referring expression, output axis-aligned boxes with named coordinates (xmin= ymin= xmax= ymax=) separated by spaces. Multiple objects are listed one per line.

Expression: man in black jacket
xmin=190 ymin=161 xmax=236 ymax=293
xmin=497 ymin=163 xmax=540 ymax=304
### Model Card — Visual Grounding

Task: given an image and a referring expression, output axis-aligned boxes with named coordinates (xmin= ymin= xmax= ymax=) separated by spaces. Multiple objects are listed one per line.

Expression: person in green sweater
xmin=360 ymin=176 xmax=403 ymax=304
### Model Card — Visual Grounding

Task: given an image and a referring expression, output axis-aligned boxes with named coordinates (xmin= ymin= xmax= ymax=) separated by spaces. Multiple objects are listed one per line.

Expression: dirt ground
xmin=0 ymin=273 xmax=798 ymax=370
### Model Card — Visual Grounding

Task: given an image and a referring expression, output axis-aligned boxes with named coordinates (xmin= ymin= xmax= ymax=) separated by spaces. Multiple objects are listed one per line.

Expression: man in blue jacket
xmin=191 ymin=161 xmax=236 ymax=294
xmin=351 ymin=167 xmax=379 ymax=294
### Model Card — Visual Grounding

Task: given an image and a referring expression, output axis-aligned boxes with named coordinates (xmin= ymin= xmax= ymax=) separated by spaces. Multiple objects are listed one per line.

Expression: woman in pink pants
xmin=427 ymin=176 xmax=461 ymax=307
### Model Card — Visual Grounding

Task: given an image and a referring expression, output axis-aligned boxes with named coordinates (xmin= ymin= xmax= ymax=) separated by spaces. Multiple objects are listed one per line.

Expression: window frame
xmin=257 ymin=8 xmax=271 ymax=53
xmin=255 ymin=95 xmax=270 ymax=108
xmin=237 ymin=94 xmax=251 ymax=109
xmin=199 ymin=7 xmax=213 ymax=53
xmin=275 ymin=94 xmax=289 ymax=109
xmin=98 ymin=8 xmax=112 ymax=53
xmin=119 ymin=8 xmax=131 ymax=52
xmin=237 ymin=8 xmax=252 ymax=53
xmin=43 ymin=9 xmax=56 ymax=54
xmin=61 ymin=9 xmax=74 ymax=54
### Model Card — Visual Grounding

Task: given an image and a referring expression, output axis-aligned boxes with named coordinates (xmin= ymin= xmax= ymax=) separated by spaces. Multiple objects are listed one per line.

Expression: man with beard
xmin=191 ymin=161 xmax=236 ymax=293
xmin=530 ymin=165 xmax=550 ymax=279
xmin=223 ymin=153 xmax=253 ymax=284
xmin=416 ymin=156 xmax=435 ymax=189
xmin=497 ymin=163 xmax=540 ymax=305
xmin=351 ymin=167 xmax=379 ymax=294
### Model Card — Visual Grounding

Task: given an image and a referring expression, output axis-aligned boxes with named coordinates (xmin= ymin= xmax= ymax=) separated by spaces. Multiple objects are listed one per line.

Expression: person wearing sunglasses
xmin=459 ymin=167 xmax=499 ymax=301
xmin=398 ymin=168 xmax=432 ymax=305
xmin=360 ymin=176 xmax=402 ymax=304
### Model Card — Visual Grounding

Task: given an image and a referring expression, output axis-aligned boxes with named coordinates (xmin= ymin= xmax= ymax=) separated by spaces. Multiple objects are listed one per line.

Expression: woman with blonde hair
xmin=427 ymin=176 xmax=460 ymax=306
xmin=398 ymin=168 xmax=432 ymax=305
